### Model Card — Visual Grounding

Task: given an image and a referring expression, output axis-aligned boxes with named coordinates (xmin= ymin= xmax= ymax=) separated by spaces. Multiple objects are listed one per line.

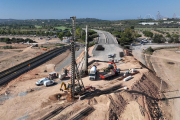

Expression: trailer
xmin=49 ymin=72 xmax=57 ymax=80
xmin=99 ymin=60 xmax=120 ymax=80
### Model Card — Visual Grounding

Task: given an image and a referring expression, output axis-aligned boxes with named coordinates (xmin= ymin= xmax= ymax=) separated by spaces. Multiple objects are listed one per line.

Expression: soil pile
xmin=86 ymin=71 xmax=167 ymax=120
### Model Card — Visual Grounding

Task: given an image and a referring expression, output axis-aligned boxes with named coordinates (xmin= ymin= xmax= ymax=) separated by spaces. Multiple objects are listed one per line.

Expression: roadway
xmin=91 ymin=29 xmax=123 ymax=60
xmin=55 ymin=47 xmax=84 ymax=72
xmin=92 ymin=29 xmax=118 ymax=44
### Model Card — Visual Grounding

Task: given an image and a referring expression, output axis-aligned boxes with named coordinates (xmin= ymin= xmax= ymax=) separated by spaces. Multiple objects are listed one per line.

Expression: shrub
xmin=145 ymin=46 xmax=154 ymax=54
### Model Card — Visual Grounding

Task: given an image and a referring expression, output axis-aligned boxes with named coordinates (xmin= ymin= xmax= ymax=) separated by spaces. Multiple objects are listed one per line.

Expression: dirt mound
xmin=87 ymin=71 xmax=167 ymax=120
xmin=49 ymin=93 xmax=68 ymax=101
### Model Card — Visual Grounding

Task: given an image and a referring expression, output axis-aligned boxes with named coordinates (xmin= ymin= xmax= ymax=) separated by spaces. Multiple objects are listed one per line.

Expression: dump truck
xmin=99 ymin=60 xmax=120 ymax=80
xmin=89 ymin=65 xmax=97 ymax=80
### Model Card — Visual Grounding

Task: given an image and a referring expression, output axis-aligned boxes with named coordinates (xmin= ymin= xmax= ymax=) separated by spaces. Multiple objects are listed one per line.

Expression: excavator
xmin=99 ymin=60 xmax=120 ymax=80
xmin=60 ymin=82 xmax=81 ymax=93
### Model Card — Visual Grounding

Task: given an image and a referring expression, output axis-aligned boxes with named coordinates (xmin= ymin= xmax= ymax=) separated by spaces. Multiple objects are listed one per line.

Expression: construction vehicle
xmin=49 ymin=72 xmax=57 ymax=80
xmin=60 ymin=82 xmax=81 ymax=93
xmin=89 ymin=65 xmax=97 ymax=80
xmin=99 ymin=60 xmax=120 ymax=80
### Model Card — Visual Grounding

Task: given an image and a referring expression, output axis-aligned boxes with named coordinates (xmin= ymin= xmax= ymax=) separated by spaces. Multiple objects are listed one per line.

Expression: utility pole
xmin=70 ymin=16 xmax=76 ymax=100
xmin=84 ymin=25 xmax=89 ymax=74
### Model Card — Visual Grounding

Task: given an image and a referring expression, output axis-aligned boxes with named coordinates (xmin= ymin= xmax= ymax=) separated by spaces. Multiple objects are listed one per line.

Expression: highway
xmin=91 ymin=29 xmax=123 ymax=60
xmin=92 ymin=29 xmax=118 ymax=44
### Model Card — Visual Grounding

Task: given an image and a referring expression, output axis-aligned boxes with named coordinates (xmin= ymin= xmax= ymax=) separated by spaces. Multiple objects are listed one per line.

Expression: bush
xmin=145 ymin=46 xmax=154 ymax=54
xmin=2 ymin=45 xmax=13 ymax=49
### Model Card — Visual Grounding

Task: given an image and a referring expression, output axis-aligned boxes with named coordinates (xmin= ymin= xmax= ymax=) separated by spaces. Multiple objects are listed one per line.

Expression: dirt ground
xmin=0 ymin=46 xmax=42 ymax=72
xmin=0 ymin=35 xmax=61 ymax=44
xmin=149 ymin=48 xmax=180 ymax=120
xmin=0 ymin=35 xmax=65 ymax=72
xmin=0 ymin=45 xmax=170 ymax=120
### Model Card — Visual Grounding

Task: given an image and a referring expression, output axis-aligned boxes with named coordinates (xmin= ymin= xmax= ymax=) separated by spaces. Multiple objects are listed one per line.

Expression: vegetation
xmin=111 ymin=28 xmax=138 ymax=46
xmin=0 ymin=37 xmax=36 ymax=44
xmin=1 ymin=45 xmax=13 ymax=49
xmin=88 ymin=42 xmax=98 ymax=47
xmin=144 ymin=46 xmax=154 ymax=54
xmin=143 ymin=31 xmax=153 ymax=38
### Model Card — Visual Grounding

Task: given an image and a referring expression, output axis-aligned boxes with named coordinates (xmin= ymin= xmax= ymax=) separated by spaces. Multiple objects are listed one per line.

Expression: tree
xmin=5 ymin=37 xmax=11 ymax=44
xmin=36 ymin=31 xmax=40 ymax=35
xmin=50 ymin=32 xmax=53 ymax=36
xmin=143 ymin=31 xmax=153 ymax=38
xmin=66 ymin=31 xmax=71 ymax=37
xmin=81 ymin=35 xmax=86 ymax=41
xmin=130 ymin=25 xmax=134 ymax=29
xmin=45 ymin=31 xmax=49 ymax=36
xmin=76 ymin=28 xmax=81 ymax=38
xmin=58 ymin=32 xmax=64 ymax=40
xmin=166 ymin=33 xmax=171 ymax=38
xmin=41 ymin=31 xmax=44 ymax=36
xmin=153 ymin=34 xmax=163 ymax=43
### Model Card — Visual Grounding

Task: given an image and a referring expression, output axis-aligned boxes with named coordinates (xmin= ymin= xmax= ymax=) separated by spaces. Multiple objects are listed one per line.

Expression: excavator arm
xmin=60 ymin=82 xmax=67 ymax=91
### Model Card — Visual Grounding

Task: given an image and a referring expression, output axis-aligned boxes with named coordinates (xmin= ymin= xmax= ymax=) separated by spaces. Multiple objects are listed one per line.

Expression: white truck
xmin=36 ymin=78 xmax=49 ymax=86
xmin=44 ymin=80 xmax=55 ymax=87
xmin=89 ymin=65 xmax=97 ymax=80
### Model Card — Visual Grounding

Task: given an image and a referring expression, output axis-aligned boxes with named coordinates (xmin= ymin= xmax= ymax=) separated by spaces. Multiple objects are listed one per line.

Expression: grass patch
xmin=153 ymin=46 xmax=179 ymax=51
xmin=55 ymin=44 xmax=64 ymax=47
xmin=35 ymin=25 xmax=42 ymax=29
xmin=54 ymin=26 xmax=71 ymax=30
xmin=76 ymin=39 xmax=85 ymax=44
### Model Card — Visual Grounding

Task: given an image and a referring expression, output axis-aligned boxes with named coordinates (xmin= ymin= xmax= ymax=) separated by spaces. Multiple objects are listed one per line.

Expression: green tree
xmin=58 ymin=32 xmax=64 ymax=40
xmin=76 ymin=28 xmax=81 ymax=38
xmin=45 ymin=31 xmax=49 ymax=36
xmin=36 ymin=31 xmax=40 ymax=35
xmin=66 ymin=31 xmax=71 ymax=37
xmin=50 ymin=32 xmax=53 ymax=36
xmin=143 ymin=31 xmax=153 ymax=38
xmin=153 ymin=34 xmax=163 ymax=43
xmin=41 ymin=31 xmax=44 ymax=36
xmin=166 ymin=33 xmax=171 ymax=38
xmin=130 ymin=25 xmax=134 ymax=29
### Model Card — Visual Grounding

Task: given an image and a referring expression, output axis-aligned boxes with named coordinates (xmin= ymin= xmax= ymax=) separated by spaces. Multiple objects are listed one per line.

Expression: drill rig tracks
xmin=40 ymin=106 xmax=64 ymax=120
xmin=0 ymin=46 xmax=70 ymax=85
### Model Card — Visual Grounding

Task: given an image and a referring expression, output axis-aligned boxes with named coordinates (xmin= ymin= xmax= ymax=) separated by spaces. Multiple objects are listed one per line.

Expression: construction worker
xmin=58 ymin=94 xmax=60 ymax=101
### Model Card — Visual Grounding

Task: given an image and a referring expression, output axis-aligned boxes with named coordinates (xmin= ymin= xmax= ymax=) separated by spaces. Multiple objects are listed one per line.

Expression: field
xmin=35 ymin=25 xmax=42 ymax=29
xmin=54 ymin=26 xmax=71 ymax=30
xmin=135 ymin=28 xmax=180 ymax=35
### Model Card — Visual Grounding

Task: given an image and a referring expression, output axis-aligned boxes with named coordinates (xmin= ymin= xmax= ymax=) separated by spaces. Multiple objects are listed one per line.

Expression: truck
xmin=89 ymin=65 xmax=97 ymax=80
xmin=36 ymin=78 xmax=49 ymax=86
xmin=44 ymin=80 xmax=55 ymax=87
xmin=99 ymin=60 xmax=120 ymax=80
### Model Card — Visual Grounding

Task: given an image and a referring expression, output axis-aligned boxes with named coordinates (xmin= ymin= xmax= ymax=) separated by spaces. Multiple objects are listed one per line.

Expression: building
xmin=164 ymin=21 xmax=174 ymax=24
xmin=139 ymin=22 xmax=159 ymax=25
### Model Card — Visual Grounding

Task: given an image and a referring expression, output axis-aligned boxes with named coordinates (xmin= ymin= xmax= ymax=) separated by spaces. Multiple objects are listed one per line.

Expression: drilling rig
xmin=67 ymin=16 xmax=86 ymax=102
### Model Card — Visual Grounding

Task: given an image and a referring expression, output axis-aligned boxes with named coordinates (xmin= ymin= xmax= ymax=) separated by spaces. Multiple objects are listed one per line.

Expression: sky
xmin=0 ymin=0 xmax=180 ymax=20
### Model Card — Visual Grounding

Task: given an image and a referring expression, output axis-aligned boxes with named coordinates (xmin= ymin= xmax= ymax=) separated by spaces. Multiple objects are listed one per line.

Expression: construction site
xmin=0 ymin=17 xmax=179 ymax=120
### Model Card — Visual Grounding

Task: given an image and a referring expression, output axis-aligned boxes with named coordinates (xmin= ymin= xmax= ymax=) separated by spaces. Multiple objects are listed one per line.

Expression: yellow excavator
xmin=60 ymin=82 xmax=81 ymax=93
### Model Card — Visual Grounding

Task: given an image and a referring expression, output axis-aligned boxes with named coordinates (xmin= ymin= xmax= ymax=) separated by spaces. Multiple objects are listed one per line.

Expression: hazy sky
xmin=0 ymin=0 xmax=179 ymax=20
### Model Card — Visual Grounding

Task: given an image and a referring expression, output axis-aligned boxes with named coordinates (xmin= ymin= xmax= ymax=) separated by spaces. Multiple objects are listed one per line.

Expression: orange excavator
xmin=99 ymin=60 xmax=120 ymax=80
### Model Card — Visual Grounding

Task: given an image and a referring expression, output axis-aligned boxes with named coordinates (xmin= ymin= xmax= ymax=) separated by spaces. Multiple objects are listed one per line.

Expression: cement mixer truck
xmin=89 ymin=65 xmax=97 ymax=80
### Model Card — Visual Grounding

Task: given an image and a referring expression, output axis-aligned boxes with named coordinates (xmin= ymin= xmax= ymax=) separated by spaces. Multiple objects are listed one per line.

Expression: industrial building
xmin=139 ymin=22 xmax=159 ymax=25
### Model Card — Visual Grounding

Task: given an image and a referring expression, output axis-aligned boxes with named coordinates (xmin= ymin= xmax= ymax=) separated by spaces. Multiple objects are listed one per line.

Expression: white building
xmin=139 ymin=22 xmax=159 ymax=25
xmin=164 ymin=21 xmax=174 ymax=24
